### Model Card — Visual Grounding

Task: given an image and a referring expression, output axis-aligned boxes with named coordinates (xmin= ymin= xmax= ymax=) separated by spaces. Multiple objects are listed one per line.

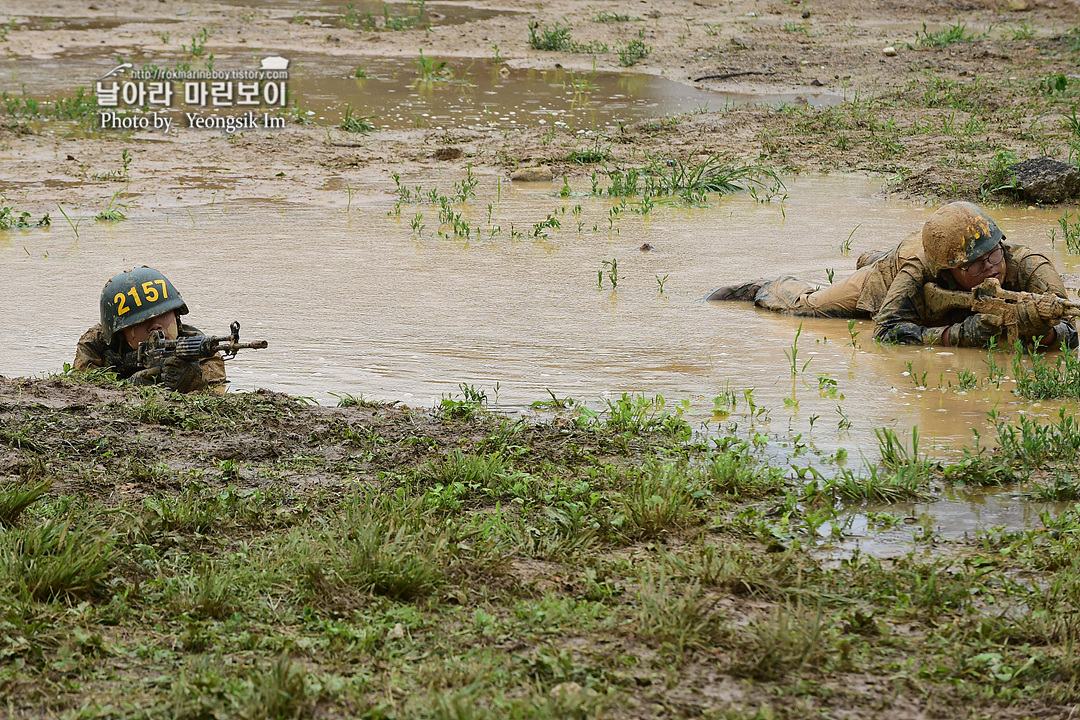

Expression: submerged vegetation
xmin=4 ymin=374 xmax=1080 ymax=717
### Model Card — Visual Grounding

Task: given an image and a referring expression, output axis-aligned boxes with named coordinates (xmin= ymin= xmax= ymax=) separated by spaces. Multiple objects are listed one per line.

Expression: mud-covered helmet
xmin=99 ymin=266 xmax=188 ymax=343
xmin=922 ymin=201 xmax=1005 ymax=276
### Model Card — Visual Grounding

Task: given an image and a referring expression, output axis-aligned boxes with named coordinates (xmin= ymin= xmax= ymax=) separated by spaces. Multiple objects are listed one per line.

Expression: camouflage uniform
xmin=873 ymin=242 xmax=1079 ymax=348
xmin=74 ymin=321 xmax=227 ymax=386
xmin=752 ymin=231 xmax=924 ymax=317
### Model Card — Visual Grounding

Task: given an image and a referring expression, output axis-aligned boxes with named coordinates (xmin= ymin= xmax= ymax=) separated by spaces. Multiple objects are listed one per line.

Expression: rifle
xmin=923 ymin=277 xmax=1080 ymax=345
xmin=137 ymin=320 xmax=268 ymax=368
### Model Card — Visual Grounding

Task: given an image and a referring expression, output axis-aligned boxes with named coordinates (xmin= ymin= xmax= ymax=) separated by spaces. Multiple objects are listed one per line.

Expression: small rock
xmin=511 ymin=165 xmax=554 ymax=182
xmin=810 ymin=78 xmax=825 ymax=87
xmin=883 ymin=46 xmax=897 ymax=56
xmin=1007 ymin=0 xmax=1032 ymax=9
xmin=639 ymin=243 xmax=652 ymax=251
xmin=1006 ymin=157 xmax=1080 ymax=204
xmin=550 ymin=682 xmax=583 ymax=700
xmin=433 ymin=147 xmax=462 ymax=161
xmin=388 ymin=622 xmax=405 ymax=640
xmin=801 ymin=9 xmax=811 ymax=18
xmin=645 ymin=9 xmax=662 ymax=18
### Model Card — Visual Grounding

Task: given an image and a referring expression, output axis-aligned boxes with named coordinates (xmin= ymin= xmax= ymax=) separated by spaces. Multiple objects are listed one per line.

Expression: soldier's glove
xmin=161 ymin=357 xmax=209 ymax=393
xmin=129 ymin=367 xmax=161 ymax=386
xmin=102 ymin=348 xmax=141 ymax=374
xmin=1015 ymin=293 xmax=1066 ymax=341
xmin=952 ymin=313 xmax=1004 ymax=347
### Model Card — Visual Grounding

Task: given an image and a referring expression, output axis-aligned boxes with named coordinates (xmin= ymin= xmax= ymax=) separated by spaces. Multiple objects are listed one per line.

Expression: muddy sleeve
xmin=872 ymin=264 xmax=949 ymax=346
xmin=73 ymin=325 xmax=108 ymax=370
xmin=199 ymin=354 xmax=228 ymax=388
xmin=1015 ymin=253 xmax=1079 ymax=350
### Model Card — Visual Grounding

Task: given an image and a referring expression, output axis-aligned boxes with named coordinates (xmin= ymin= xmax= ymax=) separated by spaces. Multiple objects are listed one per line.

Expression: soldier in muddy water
xmin=708 ymin=201 xmax=1079 ymax=351
xmin=73 ymin=266 xmax=226 ymax=392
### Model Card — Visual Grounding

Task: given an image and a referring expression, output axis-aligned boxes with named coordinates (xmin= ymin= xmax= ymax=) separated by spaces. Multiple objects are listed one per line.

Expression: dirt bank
xmin=3 ymin=374 xmax=1080 ymax=718
xmin=1 ymin=0 xmax=1079 ymax=215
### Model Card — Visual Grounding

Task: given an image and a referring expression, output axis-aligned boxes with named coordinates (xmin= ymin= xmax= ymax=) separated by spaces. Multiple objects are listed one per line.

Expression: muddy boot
xmin=706 ymin=281 xmax=765 ymax=302
xmin=856 ymin=249 xmax=887 ymax=269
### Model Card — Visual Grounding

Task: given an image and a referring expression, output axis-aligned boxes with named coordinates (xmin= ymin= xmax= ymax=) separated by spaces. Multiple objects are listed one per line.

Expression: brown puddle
xmin=287 ymin=55 xmax=843 ymax=130
xmin=209 ymin=0 xmax=520 ymax=28
xmin=7 ymin=16 xmax=183 ymax=31
xmin=0 ymin=53 xmax=842 ymax=133
xmin=2 ymin=174 xmax=1077 ymax=544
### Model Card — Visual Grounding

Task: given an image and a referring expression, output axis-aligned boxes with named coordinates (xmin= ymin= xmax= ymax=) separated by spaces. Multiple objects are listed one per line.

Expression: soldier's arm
xmin=1014 ymin=252 xmax=1078 ymax=350
xmin=73 ymin=325 xmax=108 ymax=370
xmin=873 ymin=266 xmax=950 ymax=345
xmin=199 ymin=354 xmax=227 ymax=389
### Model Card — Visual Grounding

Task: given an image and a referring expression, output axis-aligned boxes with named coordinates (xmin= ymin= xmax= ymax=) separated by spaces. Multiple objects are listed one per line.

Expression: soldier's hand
xmin=1016 ymin=293 xmax=1066 ymax=339
xmin=161 ymin=357 xmax=209 ymax=393
xmin=129 ymin=367 xmax=161 ymax=386
xmin=955 ymin=313 xmax=1004 ymax=347
xmin=103 ymin=348 xmax=141 ymax=373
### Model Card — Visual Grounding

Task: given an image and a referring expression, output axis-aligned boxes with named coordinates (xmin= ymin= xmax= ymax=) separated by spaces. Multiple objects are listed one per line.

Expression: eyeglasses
xmin=962 ymin=243 xmax=1004 ymax=274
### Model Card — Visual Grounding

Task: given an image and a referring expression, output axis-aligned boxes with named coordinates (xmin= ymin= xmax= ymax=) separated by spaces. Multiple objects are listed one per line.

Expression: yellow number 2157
xmin=114 ymin=279 xmax=169 ymax=316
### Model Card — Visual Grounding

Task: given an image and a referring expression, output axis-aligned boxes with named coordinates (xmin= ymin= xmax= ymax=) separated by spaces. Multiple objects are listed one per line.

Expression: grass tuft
xmin=729 ymin=602 xmax=836 ymax=680
xmin=0 ymin=477 xmax=51 ymax=527
xmin=634 ymin=568 xmax=725 ymax=660
xmin=0 ymin=518 xmax=117 ymax=602
xmin=617 ymin=462 xmax=703 ymax=539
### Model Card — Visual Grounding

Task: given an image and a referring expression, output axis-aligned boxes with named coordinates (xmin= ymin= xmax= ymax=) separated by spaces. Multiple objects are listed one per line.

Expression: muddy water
xmin=288 ymin=56 xmax=842 ymax=130
xmin=3 ymin=173 xmax=1078 ymax=543
xmin=0 ymin=53 xmax=841 ymax=133
xmin=2 ymin=173 xmax=1075 ymax=440
xmin=820 ymin=487 xmax=1066 ymax=560
xmin=209 ymin=0 xmax=517 ymax=28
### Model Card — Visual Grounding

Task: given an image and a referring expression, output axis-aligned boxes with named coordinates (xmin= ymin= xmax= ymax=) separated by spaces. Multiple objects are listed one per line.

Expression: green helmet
xmin=922 ymin=202 xmax=1005 ymax=276
xmin=99 ymin=266 xmax=188 ymax=344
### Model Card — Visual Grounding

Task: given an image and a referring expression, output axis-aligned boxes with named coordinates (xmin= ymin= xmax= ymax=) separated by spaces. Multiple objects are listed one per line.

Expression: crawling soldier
xmin=709 ymin=201 xmax=1078 ymax=349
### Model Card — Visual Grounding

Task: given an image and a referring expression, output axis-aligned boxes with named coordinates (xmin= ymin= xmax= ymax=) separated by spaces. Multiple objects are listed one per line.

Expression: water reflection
xmin=0 ymin=53 xmax=843 ymax=133
xmin=817 ymin=487 xmax=1068 ymax=560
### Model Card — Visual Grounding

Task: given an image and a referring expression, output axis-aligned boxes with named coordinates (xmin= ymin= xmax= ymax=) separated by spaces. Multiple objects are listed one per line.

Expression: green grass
xmin=4 ymin=376 xmax=1080 ymax=716
xmin=0 ymin=204 xmax=50 ymax=229
xmin=0 ymin=518 xmax=118 ymax=602
xmin=914 ymin=21 xmax=980 ymax=48
xmin=0 ymin=477 xmax=51 ymax=527
xmin=617 ymin=32 xmax=650 ymax=67
xmin=595 ymin=153 xmax=784 ymax=204
xmin=339 ymin=103 xmax=375 ymax=134
xmin=1013 ymin=347 xmax=1080 ymax=399
xmin=413 ymin=50 xmax=451 ymax=81
xmin=617 ymin=462 xmax=703 ymax=539
xmin=528 ymin=21 xmax=574 ymax=51
xmin=527 ymin=21 xmax=607 ymax=53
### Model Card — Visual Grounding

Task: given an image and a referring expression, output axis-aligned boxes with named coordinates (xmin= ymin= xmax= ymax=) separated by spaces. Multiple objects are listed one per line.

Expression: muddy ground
xmin=3 ymin=374 xmax=1080 ymax=719
xmin=3 ymin=1 xmax=1080 ymax=718
xmin=1 ymin=0 xmax=1079 ymax=212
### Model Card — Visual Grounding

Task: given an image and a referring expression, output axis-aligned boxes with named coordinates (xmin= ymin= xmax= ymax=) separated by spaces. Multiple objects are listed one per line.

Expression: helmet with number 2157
xmin=99 ymin=266 xmax=188 ymax=343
